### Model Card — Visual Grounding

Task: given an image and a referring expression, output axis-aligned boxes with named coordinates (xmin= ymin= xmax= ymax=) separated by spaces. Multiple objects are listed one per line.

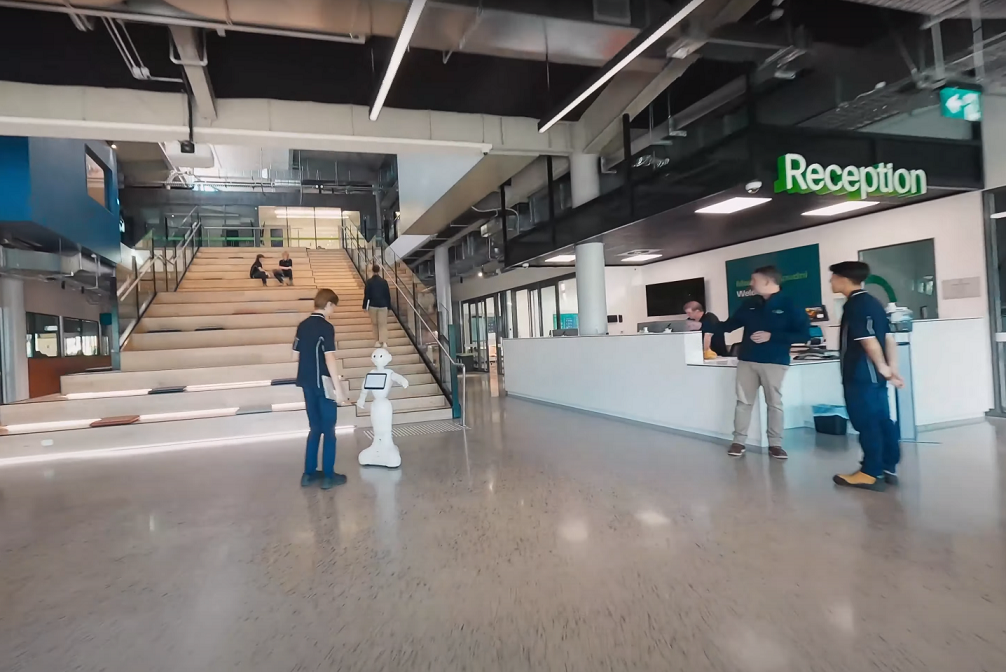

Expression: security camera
xmin=745 ymin=180 xmax=763 ymax=194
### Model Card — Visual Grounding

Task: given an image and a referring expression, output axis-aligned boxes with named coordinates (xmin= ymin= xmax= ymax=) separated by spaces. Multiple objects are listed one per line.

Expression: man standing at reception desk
xmin=722 ymin=266 xmax=811 ymax=459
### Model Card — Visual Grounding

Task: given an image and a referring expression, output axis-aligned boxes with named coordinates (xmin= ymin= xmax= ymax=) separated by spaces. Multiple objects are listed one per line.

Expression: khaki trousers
xmin=733 ymin=360 xmax=789 ymax=447
xmin=369 ymin=307 xmax=389 ymax=344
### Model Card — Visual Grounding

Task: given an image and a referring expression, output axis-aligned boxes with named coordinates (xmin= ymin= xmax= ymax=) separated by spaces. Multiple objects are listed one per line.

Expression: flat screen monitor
xmin=645 ymin=278 xmax=705 ymax=317
xmin=363 ymin=372 xmax=388 ymax=390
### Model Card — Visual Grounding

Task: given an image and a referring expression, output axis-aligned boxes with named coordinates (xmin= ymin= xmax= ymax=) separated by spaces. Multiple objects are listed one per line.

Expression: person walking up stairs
xmin=363 ymin=263 xmax=391 ymax=348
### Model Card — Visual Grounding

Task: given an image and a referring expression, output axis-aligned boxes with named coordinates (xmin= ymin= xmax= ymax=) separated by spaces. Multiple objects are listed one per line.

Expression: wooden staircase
xmin=0 ymin=247 xmax=453 ymax=438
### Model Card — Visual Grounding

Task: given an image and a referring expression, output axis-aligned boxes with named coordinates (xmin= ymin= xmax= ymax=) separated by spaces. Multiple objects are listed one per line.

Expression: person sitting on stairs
xmin=250 ymin=254 xmax=270 ymax=286
xmin=273 ymin=251 xmax=294 ymax=285
xmin=363 ymin=263 xmax=391 ymax=348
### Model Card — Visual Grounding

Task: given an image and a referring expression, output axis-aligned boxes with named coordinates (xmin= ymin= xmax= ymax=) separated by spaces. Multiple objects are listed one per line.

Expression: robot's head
xmin=371 ymin=347 xmax=393 ymax=367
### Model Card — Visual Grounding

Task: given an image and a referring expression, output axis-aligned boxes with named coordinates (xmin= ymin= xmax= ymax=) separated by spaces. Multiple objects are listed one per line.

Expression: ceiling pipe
xmin=0 ymin=0 xmax=365 ymax=44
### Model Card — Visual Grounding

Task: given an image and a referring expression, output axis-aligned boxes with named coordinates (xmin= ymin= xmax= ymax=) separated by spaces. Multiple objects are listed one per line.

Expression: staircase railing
xmin=117 ymin=217 xmax=203 ymax=349
xmin=340 ymin=222 xmax=466 ymax=426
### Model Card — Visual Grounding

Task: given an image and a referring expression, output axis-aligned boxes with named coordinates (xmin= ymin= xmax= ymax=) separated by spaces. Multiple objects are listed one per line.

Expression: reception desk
xmin=502 ymin=318 xmax=992 ymax=446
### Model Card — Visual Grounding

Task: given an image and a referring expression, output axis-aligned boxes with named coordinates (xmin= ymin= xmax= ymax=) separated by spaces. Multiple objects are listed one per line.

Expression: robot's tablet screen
xmin=364 ymin=373 xmax=388 ymax=390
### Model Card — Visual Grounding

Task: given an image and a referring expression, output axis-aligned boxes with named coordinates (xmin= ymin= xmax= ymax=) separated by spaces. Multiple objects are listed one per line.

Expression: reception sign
xmin=725 ymin=244 xmax=822 ymax=315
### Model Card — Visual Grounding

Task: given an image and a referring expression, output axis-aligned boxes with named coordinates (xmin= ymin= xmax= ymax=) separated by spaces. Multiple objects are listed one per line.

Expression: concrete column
xmin=0 ymin=277 xmax=30 ymax=402
xmin=434 ymin=243 xmax=453 ymax=328
xmin=569 ymin=153 xmax=601 ymax=208
xmin=574 ymin=241 xmax=608 ymax=336
xmin=570 ymin=154 xmax=607 ymax=335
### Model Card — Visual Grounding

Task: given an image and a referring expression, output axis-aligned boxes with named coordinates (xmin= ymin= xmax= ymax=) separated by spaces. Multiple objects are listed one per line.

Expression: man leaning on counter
xmin=684 ymin=301 xmax=729 ymax=358
xmin=717 ymin=266 xmax=811 ymax=461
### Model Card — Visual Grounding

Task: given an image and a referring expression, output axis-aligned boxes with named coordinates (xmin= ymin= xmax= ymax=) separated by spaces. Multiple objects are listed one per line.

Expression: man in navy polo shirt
xmin=829 ymin=261 xmax=903 ymax=492
xmin=720 ymin=266 xmax=810 ymax=460
xmin=292 ymin=288 xmax=348 ymax=490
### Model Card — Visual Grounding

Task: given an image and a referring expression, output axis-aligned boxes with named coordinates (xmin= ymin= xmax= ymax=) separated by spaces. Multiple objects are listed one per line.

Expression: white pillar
xmin=434 ymin=243 xmax=453 ymax=327
xmin=569 ymin=154 xmax=607 ymax=335
xmin=574 ymin=241 xmax=608 ymax=336
xmin=0 ymin=277 xmax=30 ymax=401
xmin=569 ymin=153 xmax=601 ymax=208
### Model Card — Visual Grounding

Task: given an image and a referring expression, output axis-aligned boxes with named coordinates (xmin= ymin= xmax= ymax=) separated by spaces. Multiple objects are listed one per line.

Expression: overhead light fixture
xmin=369 ymin=0 xmax=428 ymax=121
xmin=538 ymin=0 xmax=707 ymax=133
xmin=991 ymin=212 xmax=1006 ymax=219
xmin=273 ymin=207 xmax=343 ymax=219
xmin=110 ymin=143 xmax=117 ymax=149
xmin=622 ymin=253 xmax=663 ymax=262
xmin=802 ymin=201 xmax=879 ymax=217
xmin=696 ymin=197 xmax=771 ymax=214
xmin=477 ymin=271 xmax=483 ymax=277
xmin=545 ymin=254 xmax=576 ymax=263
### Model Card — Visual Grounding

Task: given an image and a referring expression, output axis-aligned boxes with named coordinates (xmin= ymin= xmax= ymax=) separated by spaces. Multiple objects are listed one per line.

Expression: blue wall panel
xmin=0 ymin=136 xmax=32 ymax=222
xmin=27 ymin=138 xmax=120 ymax=263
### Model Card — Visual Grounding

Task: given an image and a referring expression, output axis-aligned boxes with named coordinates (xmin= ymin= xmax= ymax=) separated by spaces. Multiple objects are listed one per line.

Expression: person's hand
xmin=881 ymin=367 xmax=906 ymax=389
xmin=750 ymin=331 xmax=771 ymax=344
xmin=703 ymin=349 xmax=718 ymax=360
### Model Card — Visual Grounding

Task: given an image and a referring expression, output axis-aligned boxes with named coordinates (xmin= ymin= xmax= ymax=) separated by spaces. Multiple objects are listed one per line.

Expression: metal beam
xmin=169 ymin=26 xmax=217 ymax=121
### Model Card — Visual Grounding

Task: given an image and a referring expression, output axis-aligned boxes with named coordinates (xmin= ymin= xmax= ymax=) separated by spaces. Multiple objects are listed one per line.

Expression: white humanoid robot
xmin=357 ymin=348 xmax=410 ymax=468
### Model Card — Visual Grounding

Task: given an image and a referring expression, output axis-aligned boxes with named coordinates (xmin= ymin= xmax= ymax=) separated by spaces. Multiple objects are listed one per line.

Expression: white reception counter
xmin=502 ymin=318 xmax=992 ymax=446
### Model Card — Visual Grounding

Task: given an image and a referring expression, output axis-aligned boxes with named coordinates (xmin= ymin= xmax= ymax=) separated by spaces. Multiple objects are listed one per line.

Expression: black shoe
xmin=301 ymin=470 xmax=324 ymax=487
xmin=321 ymin=473 xmax=348 ymax=490
xmin=884 ymin=470 xmax=899 ymax=485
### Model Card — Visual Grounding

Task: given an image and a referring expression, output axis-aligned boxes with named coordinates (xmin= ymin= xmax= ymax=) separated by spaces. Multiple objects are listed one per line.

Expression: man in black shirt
xmin=684 ymin=301 xmax=728 ymax=357
xmin=292 ymin=288 xmax=348 ymax=489
xmin=363 ymin=264 xmax=392 ymax=347
xmin=273 ymin=251 xmax=293 ymax=285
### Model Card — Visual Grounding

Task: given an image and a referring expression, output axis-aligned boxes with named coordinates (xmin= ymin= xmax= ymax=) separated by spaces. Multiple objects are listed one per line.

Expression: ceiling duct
xmin=0 ymin=247 xmax=114 ymax=294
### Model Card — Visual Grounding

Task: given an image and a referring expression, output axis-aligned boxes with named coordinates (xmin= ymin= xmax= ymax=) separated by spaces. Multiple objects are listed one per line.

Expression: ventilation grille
xmin=593 ymin=0 xmax=631 ymax=26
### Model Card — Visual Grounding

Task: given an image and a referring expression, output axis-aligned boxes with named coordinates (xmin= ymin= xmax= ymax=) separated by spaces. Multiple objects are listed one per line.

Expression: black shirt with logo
xmin=292 ymin=313 xmax=336 ymax=389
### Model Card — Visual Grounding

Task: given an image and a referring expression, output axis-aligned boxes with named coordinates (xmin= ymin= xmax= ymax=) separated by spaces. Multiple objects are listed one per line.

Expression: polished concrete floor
xmin=2 ymin=376 xmax=1005 ymax=671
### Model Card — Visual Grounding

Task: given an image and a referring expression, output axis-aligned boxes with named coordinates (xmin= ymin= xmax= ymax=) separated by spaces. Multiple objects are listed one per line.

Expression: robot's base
xmin=358 ymin=445 xmax=402 ymax=469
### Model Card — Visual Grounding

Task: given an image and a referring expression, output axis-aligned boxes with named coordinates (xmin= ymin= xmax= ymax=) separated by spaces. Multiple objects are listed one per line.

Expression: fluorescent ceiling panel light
xmin=369 ymin=0 xmax=428 ymax=121
xmin=545 ymin=254 xmax=576 ymax=263
xmin=992 ymin=212 xmax=1006 ymax=219
xmin=802 ymin=201 xmax=879 ymax=217
xmin=538 ymin=0 xmax=707 ymax=133
xmin=622 ymin=253 xmax=663 ymax=262
xmin=695 ymin=197 xmax=771 ymax=214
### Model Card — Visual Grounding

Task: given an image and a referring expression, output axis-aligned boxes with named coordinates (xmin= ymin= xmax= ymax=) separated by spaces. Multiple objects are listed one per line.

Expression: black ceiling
xmin=0 ymin=6 xmax=600 ymax=120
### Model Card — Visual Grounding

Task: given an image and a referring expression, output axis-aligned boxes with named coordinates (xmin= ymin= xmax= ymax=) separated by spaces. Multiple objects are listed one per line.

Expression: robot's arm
xmin=390 ymin=372 xmax=409 ymax=389
xmin=356 ymin=387 xmax=370 ymax=410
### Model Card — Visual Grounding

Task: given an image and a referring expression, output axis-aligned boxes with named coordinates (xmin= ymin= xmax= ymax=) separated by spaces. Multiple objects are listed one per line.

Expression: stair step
xmin=127 ymin=326 xmax=297 ymax=351
xmin=155 ymin=288 xmax=317 ymax=304
xmin=138 ymin=313 xmax=306 ymax=332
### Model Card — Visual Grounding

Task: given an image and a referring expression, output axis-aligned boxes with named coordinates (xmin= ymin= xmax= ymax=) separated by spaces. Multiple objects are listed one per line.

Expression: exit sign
xmin=940 ymin=87 xmax=982 ymax=121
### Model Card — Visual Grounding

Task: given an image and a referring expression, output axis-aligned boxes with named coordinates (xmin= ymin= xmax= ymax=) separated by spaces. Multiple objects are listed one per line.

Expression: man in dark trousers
xmin=292 ymin=289 xmax=348 ymax=490
xmin=829 ymin=261 xmax=903 ymax=491
xmin=363 ymin=264 xmax=392 ymax=348
xmin=720 ymin=266 xmax=810 ymax=460
xmin=684 ymin=300 xmax=728 ymax=358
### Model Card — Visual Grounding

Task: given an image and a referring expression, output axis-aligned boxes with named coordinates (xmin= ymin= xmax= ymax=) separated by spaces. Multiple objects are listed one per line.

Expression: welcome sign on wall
xmin=725 ymin=244 xmax=823 ymax=315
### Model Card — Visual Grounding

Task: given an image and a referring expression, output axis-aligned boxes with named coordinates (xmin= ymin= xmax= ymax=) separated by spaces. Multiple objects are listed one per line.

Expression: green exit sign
xmin=940 ymin=87 xmax=982 ymax=121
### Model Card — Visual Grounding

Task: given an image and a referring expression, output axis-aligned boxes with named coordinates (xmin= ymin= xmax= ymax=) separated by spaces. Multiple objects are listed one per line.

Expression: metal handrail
xmin=343 ymin=224 xmax=467 ymax=426
xmin=116 ymin=254 xmax=156 ymax=300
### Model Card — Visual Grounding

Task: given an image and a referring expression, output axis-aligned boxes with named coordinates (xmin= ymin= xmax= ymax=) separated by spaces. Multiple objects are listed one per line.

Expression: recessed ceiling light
xmin=622 ymin=253 xmax=663 ymax=262
xmin=802 ymin=201 xmax=879 ymax=217
xmin=110 ymin=143 xmax=117 ymax=149
xmin=545 ymin=254 xmax=576 ymax=263
xmin=695 ymin=197 xmax=772 ymax=214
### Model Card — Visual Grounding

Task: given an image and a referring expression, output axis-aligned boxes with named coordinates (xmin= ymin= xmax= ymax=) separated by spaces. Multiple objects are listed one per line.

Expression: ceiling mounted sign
xmin=775 ymin=154 xmax=928 ymax=200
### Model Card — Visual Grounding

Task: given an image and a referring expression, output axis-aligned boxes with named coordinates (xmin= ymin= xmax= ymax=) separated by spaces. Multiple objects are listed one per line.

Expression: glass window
xmin=541 ymin=284 xmax=558 ymax=336
xmin=85 ymin=151 xmax=109 ymax=209
xmin=859 ymin=239 xmax=938 ymax=319
xmin=529 ymin=288 xmax=542 ymax=338
xmin=515 ymin=289 xmax=531 ymax=339
xmin=26 ymin=313 xmax=60 ymax=358
xmin=559 ymin=279 xmax=579 ymax=330
xmin=61 ymin=318 xmax=101 ymax=356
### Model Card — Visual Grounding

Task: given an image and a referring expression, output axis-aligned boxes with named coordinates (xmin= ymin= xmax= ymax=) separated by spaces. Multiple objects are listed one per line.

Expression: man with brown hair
xmin=363 ymin=263 xmax=391 ymax=348
xmin=292 ymin=288 xmax=348 ymax=489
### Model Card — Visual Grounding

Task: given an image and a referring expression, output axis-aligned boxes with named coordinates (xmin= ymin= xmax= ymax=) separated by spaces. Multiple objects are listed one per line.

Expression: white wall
xmin=452 ymin=266 xmax=571 ymax=302
xmin=607 ymin=193 xmax=989 ymax=337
